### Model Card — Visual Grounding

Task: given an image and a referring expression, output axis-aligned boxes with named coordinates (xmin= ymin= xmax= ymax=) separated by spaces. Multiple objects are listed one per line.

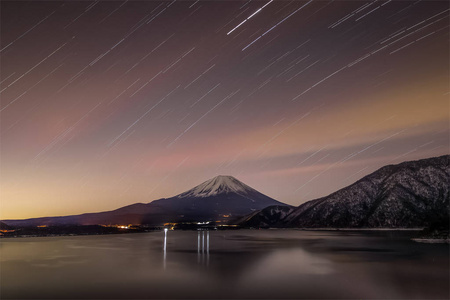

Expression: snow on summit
xmin=177 ymin=175 xmax=258 ymax=198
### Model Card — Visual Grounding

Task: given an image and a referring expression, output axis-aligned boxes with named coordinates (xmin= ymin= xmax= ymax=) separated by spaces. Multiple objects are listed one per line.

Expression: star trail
xmin=1 ymin=0 xmax=448 ymax=219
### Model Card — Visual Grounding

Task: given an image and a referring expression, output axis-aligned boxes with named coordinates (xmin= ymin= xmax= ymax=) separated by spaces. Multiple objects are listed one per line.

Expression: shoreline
xmin=412 ymin=238 xmax=450 ymax=244
xmin=0 ymin=226 xmax=434 ymax=239
xmin=295 ymin=227 xmax=425 ymax=231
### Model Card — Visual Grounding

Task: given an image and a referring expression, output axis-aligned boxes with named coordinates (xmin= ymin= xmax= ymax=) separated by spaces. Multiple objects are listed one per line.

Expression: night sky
xmin=1 ymin=0 xmax=448 ymax=219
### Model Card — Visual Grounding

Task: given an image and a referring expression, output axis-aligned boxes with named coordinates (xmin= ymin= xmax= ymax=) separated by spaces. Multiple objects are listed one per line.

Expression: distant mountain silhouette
xmin=234 ymin=156 xmax=449 ymax=229
xmin=0 ymin=221 xmax=13 ymax=230
xmin=3 ymin=175 xmax=287 ymax=227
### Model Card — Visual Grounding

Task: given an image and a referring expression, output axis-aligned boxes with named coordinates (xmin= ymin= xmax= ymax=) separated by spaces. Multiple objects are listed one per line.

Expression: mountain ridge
xmin=4 ymin=156 xmax=449 ymax=229
xmin=234 ymin=155 xmax=449 ymax=229
xmin=2 ymin=175 xmax=287 ymax=227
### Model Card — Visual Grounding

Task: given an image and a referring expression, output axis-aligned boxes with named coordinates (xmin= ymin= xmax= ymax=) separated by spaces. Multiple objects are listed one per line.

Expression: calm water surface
xmin=1 ymin=230 xmax=448 ymax=299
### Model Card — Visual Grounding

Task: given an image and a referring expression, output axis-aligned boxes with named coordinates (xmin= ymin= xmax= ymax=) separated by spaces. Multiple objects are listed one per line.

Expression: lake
xmin=1 ymin=230 xmax=448 ymax=299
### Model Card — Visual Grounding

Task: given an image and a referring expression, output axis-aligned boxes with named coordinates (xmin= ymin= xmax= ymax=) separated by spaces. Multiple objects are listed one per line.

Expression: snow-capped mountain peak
xmin=177 ymin=175 xmax=257 ymax=198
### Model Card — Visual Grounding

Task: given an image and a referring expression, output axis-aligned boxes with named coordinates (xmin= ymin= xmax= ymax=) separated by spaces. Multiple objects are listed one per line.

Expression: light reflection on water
xmin=1 ymin=230 xmax=448 ymax=299
xmin=195 ymin=230 xmax=210 ymax=266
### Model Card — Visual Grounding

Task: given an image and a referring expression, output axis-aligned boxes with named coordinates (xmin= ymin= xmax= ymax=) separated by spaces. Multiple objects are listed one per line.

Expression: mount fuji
xmin=3 ymin=175 xmax=288 ymax=227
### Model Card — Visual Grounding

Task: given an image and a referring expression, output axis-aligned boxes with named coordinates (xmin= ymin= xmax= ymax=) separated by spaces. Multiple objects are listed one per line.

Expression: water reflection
xmin=164 ymin=229 xmax=211 ymax=268
xmin=196 ymin=230 xmax=210 ymax=266
xmin=1 ymin=230 xmax=448 ymax=299
xmin=163 ymin=228 xmax=168 ymax=269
